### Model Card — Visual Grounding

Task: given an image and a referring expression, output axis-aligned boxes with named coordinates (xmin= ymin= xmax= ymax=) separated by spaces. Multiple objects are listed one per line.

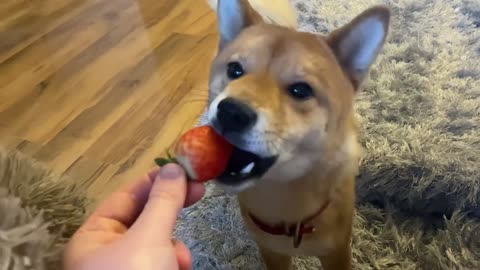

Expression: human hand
xmin=64 ymin=164 xmax=205 ymax=270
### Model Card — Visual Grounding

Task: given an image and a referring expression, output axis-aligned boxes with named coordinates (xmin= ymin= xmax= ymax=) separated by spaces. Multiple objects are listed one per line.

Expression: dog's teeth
xmin=240 ymin=162 xmax=255 ymax=174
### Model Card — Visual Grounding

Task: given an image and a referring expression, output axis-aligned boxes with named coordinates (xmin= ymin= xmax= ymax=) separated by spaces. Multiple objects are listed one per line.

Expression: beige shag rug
xmin=0 ymin=148 xmax=87 ymax=270
xmin=175 ymin=0 xmax=480 ymax=269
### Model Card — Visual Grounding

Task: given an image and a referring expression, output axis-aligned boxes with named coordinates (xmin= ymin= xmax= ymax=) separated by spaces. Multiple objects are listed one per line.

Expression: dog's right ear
xmin=216 ymin=0 xmax=263 ymax=49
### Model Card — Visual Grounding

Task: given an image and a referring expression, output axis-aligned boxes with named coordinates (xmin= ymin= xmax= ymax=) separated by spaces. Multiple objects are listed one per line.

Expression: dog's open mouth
xmin=217 ymin=146 xmax=277 ymax=185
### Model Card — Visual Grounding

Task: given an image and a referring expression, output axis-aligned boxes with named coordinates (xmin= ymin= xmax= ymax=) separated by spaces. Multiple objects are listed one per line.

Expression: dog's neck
xmin=237 ymin=138 xmax=359 ymax=224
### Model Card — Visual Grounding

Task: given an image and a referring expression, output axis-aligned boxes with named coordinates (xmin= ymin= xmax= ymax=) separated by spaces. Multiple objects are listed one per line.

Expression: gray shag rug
xmin=0 ymin=147 xmax=87 ymax=270
xmin=175 ymin=0 xmax=480 ymax=269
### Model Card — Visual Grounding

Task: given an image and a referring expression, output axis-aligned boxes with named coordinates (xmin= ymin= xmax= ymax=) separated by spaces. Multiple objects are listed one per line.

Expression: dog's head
xmin=206 ymin=0 xmax=390 ymax=192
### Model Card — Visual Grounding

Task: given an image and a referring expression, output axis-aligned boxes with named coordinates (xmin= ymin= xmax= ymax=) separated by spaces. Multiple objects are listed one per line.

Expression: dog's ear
xmin=216 ymin=0 xmax=263 ymax=50
xmin=327 ymin=6 xmax=390 ymax=89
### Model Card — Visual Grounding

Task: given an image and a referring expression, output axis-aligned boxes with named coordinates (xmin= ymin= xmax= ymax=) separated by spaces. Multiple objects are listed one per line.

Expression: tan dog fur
xmin=205 ymin=1 xmax=390 ymax=269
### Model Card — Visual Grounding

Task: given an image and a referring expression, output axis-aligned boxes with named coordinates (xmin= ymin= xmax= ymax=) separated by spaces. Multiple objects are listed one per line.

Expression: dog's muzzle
xmin=216 ymin=97 xmax=258 ymax=134
xmin=210 ymin=97 xmax=277 ymax=185
xmin=217 ymin=146 xmax=277 ymax=185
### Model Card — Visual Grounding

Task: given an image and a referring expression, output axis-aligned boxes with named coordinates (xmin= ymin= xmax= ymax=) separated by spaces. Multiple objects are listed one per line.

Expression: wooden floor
xmin=0 ymin=0 xmax=218 ymax=202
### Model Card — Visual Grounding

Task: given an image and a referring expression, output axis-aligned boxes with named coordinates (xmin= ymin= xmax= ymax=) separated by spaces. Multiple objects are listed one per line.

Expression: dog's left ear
xmin=327 ymin=6 xmax=390 ymax=89
xmin=216 ymin=0 xmax=263 ymax=50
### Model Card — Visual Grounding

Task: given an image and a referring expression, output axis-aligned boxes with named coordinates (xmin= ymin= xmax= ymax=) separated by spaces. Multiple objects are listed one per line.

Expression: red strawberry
xmin=155 ymin=126 xmax=233 ymax=183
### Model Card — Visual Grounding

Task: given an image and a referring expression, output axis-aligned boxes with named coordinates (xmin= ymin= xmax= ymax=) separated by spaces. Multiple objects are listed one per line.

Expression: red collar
xmin=248 ymin=200 xmax=330 ymax=248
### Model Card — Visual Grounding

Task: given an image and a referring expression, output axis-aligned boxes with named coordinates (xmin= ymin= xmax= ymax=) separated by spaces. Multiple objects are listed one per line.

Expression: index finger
xmin=80 ymin=168 xmax=160 ymax=232
xmin=80 ymin=165 xmax=205 ymax=235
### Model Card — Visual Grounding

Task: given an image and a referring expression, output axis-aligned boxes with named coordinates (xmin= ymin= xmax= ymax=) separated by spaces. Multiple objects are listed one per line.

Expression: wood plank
xmin=0 ymin=0 xmax=213 ymax=143
xmin=109 ymin=38 xmax=215 ymax=195
xmin=0 ymin=0 xmax=217 ymax=202
xmin=0 ymin=0 xmax=139 ymax=109
xmin=34 ymin=33 xmax=214 ymax=173
xmin=0 ymin=0 xmax=89 ymax=63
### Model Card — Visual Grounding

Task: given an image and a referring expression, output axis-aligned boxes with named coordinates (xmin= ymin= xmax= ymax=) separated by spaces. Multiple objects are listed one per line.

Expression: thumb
xmin=127 ymin=163 xmax=187 ymax=244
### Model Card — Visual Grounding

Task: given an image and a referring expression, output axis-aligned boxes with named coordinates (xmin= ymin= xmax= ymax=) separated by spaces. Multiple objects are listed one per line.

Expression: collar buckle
xmin=249 ymin=200 xmax=329 ymax=248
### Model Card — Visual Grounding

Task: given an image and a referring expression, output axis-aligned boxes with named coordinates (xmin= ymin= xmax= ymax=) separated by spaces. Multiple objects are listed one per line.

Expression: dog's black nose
xmin=217 ymin=98 xmax=257 ymax=133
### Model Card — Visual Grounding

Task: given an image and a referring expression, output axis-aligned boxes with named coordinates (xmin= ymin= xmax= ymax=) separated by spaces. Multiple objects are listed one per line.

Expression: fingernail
xmin=158 ymin=163 xmax=182 ymax=180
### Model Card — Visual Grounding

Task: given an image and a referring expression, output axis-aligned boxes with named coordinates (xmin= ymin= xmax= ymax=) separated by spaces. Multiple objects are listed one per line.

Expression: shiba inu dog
xmin=203 ymin=0 xmax=390 ymax=269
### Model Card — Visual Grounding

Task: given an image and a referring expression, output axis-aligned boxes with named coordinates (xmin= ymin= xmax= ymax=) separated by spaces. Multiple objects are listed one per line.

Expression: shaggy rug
xmin=0 ymin=147 xmax=87 ymax=270
xmin=175 ymin=0 xmax=480 ymax=269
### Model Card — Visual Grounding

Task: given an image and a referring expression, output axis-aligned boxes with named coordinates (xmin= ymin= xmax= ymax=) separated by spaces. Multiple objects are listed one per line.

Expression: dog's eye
xmin=226 ymin=62 xmax=244 ymax=80
xmin=287 ymin=82 xmax=314 ymax=100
